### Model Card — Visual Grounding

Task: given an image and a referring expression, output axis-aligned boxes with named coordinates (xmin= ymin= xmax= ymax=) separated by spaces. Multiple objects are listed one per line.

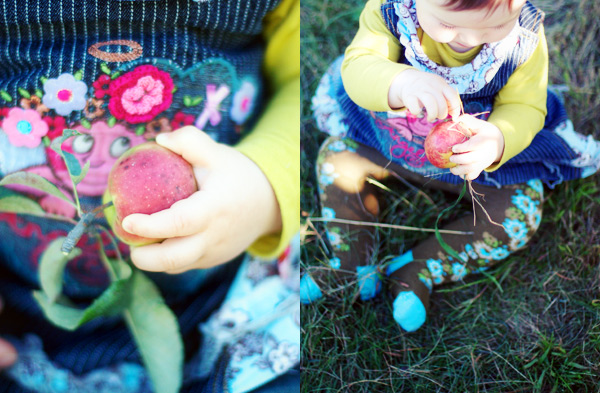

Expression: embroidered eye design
xmin=71 ymin=134 xmax=95 ymax=154
xmin=110 ymin=136 xmax=132 ymax=158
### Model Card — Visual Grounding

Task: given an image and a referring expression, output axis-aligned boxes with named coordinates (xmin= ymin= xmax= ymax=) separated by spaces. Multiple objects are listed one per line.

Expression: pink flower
xmin=108 ymin=65 xmax=173 ymax=124
xmin=1 ymin=108 xmax=49 ymax=148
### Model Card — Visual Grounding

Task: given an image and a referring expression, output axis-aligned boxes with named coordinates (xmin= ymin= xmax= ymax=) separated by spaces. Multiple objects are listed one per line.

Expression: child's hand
xmin=0 ymin=297 xmax=18 ymax=369
xmin=388 ymin=69 xmax=462 ymax=122
xmin=122 ymin=127 xmax=282 ymax=274
xmin=448 ymin=115 xmax=505 ymax=181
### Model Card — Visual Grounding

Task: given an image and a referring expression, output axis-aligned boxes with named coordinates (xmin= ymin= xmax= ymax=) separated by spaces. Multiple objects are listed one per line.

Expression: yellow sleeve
xmin=341 ymin=0 xmax=413 ymax=111
xmin=486 ymin=26 xmax=548 ymax=171
xmin=234 ymin=0 xmax=300 ymax=257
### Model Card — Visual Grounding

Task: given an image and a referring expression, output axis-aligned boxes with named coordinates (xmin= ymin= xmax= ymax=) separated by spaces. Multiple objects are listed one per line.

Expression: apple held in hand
xmin=424 ymin=120 xmax=472 ymax=169
xmin=104 ymin=142 xmax=198 ymax=246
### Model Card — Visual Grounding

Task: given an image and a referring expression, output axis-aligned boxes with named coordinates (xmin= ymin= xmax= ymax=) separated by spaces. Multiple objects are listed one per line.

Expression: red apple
xmin=424 ymin=120 xmax=472 ymax=168
xmin=104 ymin=142 xmax=198 ymax=246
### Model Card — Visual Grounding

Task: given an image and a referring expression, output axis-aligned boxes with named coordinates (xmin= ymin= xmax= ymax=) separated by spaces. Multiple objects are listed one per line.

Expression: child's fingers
xmin=156 ymin=126 xmax=221 ymax=168
xmin=449 ymin=163 xmax=482 ymax=180
xmin=130 ymin=233 xmax=207 ymax=273
xmin=122 ymin=192 xmax=209 ymax=238
xmin=403 ymin=95 xmax=423 ymax=118
xmin=442 ymin=86 xmax=462 ymax=120
xmin=415 ymin=93 xmax=439 ymax=122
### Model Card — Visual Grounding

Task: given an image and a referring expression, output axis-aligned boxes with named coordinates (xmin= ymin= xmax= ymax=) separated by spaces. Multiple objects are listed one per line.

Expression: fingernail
xmin=0 ymin=340 xmax=17 ymax=368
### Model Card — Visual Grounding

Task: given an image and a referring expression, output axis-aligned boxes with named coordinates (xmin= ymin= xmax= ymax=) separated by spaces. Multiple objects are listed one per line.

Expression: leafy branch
xmin=0 ymin=129 xmax=183 ymax=393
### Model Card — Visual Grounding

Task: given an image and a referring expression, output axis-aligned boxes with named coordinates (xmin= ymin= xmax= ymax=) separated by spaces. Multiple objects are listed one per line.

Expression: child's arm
xmin=449 ymin=27 xmax=548 ymax=180
xmin=121 ymin=0 xmax=299 ymax=273
xmin=342 ymin=0 xmax=461 ymax=120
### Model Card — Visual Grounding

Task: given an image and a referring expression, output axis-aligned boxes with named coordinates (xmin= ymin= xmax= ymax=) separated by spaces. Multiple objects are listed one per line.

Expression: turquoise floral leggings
xmin=313 ymin=136 xmax=544 ymax=311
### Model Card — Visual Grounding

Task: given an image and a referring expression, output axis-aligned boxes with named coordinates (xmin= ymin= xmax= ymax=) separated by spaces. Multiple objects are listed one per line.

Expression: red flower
xmin=108 ymin=65 xmax=173 ymax=124
xmin=170 ymin=111 xmax=195 ymax=130
xmin=43 ymin=116 xmax=68 ymax=140
xmin=93 ymin=74 xmax=112 ymax=99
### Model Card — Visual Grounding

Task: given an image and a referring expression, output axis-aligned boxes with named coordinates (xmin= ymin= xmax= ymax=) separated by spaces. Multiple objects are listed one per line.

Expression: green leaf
xmin=183 ymin=95 xmax=192 ymax=107
xmin=124 ymin=270 xmax=183 ymax=393
xmin=0 ymin=172 xmax=75 ymax=206
xmin=80 ymin=118 xmax=92 ymax=129
xmin=434 ymin=180 xmax=467 ymax=263
xmin=135 ymin=125 xmax=145 ymax=136
xmin=111 ymin=71 xmax=121 ymax=80
xmin=71 ymin=160 xmax=90 ymax=185
xmin=33 ymin=272 xmax=132 ymax=330
xmin=0 ymin=89 xmax=12 ymax=102
xmin=73 ymin=69 xmax=84 ymax=81
xmin=100 ymin=63 xmax=112 ymax=75
xmin=0 ymin=194 xmax=46 ymax=216
xmin=40 ymin=76 xmax=48 ymax=85
xmin=50 ymin=129 xmax=83 ymax=181
xmin=18 ymin=88 xmax=31 ymax=99
xmin=35 ymin=89 xmax=44 ymax=98
xmin=39 ymin=237 xmax=83 ymax=302
xmin=107 ymin=116 xmax=117 ymax=127
xmin=191 ymin=96 xmax=203 ymax=106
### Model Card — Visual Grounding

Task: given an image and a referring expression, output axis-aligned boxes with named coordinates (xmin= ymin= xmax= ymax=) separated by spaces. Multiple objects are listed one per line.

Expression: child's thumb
xmin=156 ymin=126 xmax=222 ymax=168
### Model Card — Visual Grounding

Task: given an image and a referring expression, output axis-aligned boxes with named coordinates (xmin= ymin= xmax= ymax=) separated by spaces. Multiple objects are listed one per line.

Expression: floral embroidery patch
xmin=0 ymin=58 xmax=260 ymax=156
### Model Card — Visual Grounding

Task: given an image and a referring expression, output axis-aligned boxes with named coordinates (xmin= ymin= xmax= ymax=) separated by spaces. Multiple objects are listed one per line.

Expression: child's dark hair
xmin=443 ymin=0 xmax=515 ymax=13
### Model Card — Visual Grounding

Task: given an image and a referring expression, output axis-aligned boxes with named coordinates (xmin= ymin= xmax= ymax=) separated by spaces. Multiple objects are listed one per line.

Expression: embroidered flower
xmin=230 ymin=80 xmax=257 ymax=125
xmin=92 ymin=74 xmax=112 ymax=99
xmin=42 ymin=73 xmax=88 ymax=116
xmin=84 ymin=98 xmax=106 ymax=120
xmin=418 ymin=274 xmax=433 ymax=292
xmin=451 ymin=262 xmax=467 ymax=281
xmin=326 ymin=230 xmax=342 ymax=248
xmin=318 ymin=162 xmax=338 ymax=187
xmin=490 ymin=246 xmax=510 ymax=260
xmin=426 ymin=258 xmax=445 ymax=284
xmin=503 ymin=218 xmax=528 ymax=240
xmin=108 ymin=65 xmax=174 ymax=124
xmin=512 ymin=192 xmax=538 ymax=215
xmin=0 ymin=107 xmax=10 ymax=119
xmin=145 ymin=117 xmax=172 ymax=139
xmin=171 ymin=111 xmax=196 ymax=130
xmin=20 ymin=95 xmax=50 ymax=116
xmin=43 ymin=116 xmax=67 ymax=139
xmin=2 ymin=108 xmax=49 ymax=148
xmin=329 ymin=257 xmax=341 ymax=269
xmin=527 ymin=179 xmax=544 ymax=197
xmin=321 ymin=207 xmax=336 ymax=221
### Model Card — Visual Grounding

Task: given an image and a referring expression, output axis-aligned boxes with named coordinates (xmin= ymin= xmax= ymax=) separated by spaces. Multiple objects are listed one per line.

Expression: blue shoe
xmin=393 ymin=291 xmax=427 ymax=332
xmin=300 ymin=274 xmax=322 ymax=304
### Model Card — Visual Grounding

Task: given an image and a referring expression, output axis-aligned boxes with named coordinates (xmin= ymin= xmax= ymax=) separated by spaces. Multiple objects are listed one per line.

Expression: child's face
xmin=416 ymin=0 xmax=527 ymax=52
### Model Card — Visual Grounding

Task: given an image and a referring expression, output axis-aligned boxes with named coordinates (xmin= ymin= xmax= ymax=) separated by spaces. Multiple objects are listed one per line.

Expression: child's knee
xmin=317 ymin=137 xmax=388 ymax=194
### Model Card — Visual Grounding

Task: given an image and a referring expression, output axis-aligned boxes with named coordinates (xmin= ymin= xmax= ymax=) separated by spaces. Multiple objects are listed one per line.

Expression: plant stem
xmin=308 ymin=217 xmax=473 ymax=235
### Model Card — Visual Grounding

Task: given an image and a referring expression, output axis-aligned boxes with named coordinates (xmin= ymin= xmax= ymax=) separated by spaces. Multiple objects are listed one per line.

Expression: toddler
xmin=303 ymin=0 xmax=600 ymax=332
xmin=0 ymin=0 xmax=300 ymax=391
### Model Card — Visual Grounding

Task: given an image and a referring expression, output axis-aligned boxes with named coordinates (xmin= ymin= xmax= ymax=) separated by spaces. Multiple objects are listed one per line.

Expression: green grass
xmin=300 ymin=0 xmax=600 ymax=392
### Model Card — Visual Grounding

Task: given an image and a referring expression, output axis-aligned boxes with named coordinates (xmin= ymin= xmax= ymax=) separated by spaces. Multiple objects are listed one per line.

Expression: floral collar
xmin=392 ymin=0 xmax=521 ymax=94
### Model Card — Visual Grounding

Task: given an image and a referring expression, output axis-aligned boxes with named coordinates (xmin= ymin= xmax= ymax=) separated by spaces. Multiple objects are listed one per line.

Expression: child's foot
xmin=392 ymin=290 xmax=427 ymax=332
xmin=387 ymin=253 xmax=431 ymax=332
xmin=300 ymin=274 xmax=322 ymax=304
